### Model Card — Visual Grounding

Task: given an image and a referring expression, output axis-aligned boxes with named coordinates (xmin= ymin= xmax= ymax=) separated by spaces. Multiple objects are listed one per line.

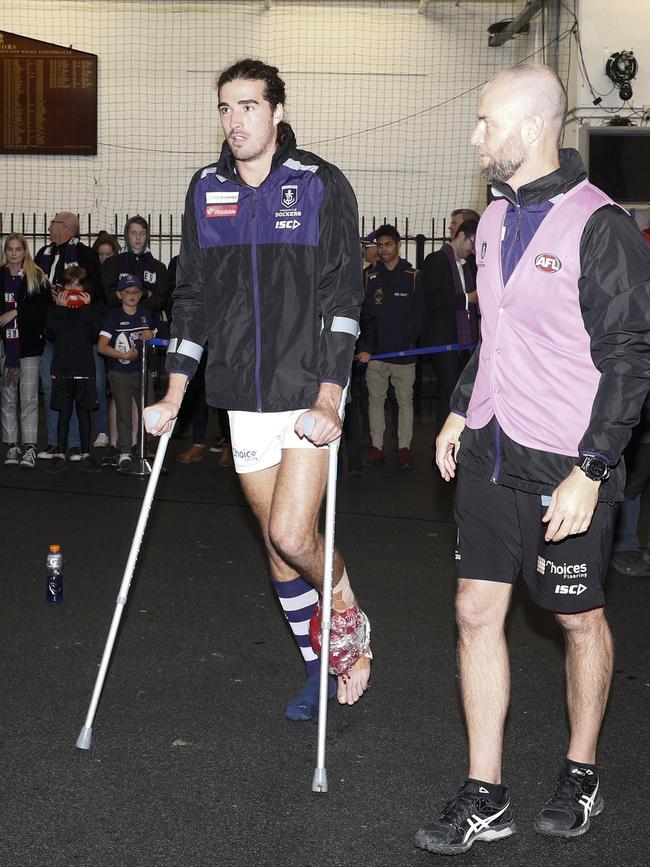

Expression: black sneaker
xmin=102 ymin=445 xmax=118 ymax=467
xmin=79 ymin=455 xmax=102 ymax=474
xmin=46 ymin=456 xmax=68 ymax=474
xmin=415 ymin=780 xmax=516 ymax=855
xmin=533 ymin=763 xmax=603 ymax=838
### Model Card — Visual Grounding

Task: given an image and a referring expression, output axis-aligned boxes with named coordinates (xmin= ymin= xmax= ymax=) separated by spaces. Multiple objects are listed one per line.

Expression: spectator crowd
xmin=1 ymin=203 xmax=649 ymax=572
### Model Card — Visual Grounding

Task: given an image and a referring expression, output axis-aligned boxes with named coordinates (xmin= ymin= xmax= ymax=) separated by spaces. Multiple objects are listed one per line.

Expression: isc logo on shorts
xmin=555 ymin=583 xmax=587 ymax=595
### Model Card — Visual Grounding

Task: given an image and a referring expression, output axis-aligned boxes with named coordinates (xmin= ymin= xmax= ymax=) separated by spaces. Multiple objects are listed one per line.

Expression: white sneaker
xmin=4 ymin=445 xmax=21 ymax=465
xmin=20 ymin=446 xmax=37 ymax=469
xmin=38 ymin=445 xmax=56 ymax=459
xmin=93 ymin=432 xmax=109 ymax=448
xmin=118 ymin=453 xmax=132 ymax=469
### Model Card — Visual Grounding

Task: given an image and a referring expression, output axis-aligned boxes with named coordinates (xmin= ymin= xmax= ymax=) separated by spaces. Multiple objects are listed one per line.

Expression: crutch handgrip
xmin=301 ymin=415 xmax=316 ymax=437
xmin=145 ymin=409 xmax=161 ymax=429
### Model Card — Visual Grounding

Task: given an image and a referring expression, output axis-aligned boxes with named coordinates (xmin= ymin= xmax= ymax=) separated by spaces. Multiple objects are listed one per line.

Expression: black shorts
xmin=454 ymin=469 xmax=616 ymax=613
xmin=51 ymin=377 xmax=97 ymax=411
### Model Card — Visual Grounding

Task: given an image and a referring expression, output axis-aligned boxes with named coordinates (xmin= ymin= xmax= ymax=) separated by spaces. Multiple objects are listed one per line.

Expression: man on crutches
xmin=145 ymin=58 xmax=372 ymax=721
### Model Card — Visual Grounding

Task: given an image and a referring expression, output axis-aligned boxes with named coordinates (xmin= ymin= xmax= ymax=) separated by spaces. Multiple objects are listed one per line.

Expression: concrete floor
xmin=0 ymin=419 xmax=647 ymax=866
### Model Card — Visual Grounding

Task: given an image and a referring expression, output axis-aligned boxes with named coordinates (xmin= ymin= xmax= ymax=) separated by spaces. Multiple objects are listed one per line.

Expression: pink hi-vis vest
xmin=466 ymin=180 xmax=617 ymax=457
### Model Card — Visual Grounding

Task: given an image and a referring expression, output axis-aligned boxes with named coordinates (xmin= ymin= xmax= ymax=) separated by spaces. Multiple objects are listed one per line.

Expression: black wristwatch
xmin=576 ymin=455 xmax=611 ymax=482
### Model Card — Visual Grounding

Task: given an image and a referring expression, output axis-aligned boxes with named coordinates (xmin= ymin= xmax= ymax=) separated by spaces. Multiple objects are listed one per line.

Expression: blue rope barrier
xmin=371 ymin=342 xmax=477 ymax=361
xmin=146 ymin=338 xmax=474 ymax=358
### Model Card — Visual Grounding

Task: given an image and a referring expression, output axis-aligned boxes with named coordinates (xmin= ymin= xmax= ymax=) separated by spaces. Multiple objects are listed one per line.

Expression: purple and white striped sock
xmin=272 ymin=576 xmax=320 ymax=678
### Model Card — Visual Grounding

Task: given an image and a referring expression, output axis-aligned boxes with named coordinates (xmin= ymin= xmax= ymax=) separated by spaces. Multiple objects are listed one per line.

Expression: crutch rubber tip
xmin=76 ymin=726 xmax=93 ymax=750
xmin=312 ymin=768 xmax=328 ymax=793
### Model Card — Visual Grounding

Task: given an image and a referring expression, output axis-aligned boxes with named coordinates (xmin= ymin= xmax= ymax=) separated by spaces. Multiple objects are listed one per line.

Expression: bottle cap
xmin=49 ymin=544 xmax=61 ymax=553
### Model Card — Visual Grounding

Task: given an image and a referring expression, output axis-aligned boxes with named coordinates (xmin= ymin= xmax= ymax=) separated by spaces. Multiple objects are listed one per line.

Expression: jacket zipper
xmin=250 ymin=189 xmax=263 ymax=412
xmin=491 ymin=420 xmax=502 ymax=483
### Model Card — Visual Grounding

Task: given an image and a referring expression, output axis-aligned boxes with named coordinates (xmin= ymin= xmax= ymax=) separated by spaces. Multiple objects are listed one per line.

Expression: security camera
xmin=605 ymin=50 xmax=638 ymax=101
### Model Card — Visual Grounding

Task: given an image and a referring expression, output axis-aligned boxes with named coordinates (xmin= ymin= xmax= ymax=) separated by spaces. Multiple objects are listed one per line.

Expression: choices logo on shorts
xmin=232 ymin=447 xmax=258 ymax=464
xmin=538 ymin=556 xmax=588 ymax=595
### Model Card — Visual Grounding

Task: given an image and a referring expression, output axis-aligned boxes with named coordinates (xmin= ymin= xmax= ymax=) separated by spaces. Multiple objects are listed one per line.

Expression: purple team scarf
xmin=37 ymin=236 xmax=80 ymax=280
xmin=442 ymin=242 xmax=478 ymax=346
xmin=117 ymin=248 xmax=159 ymax=287
xmin=2 ymin=269 xmax=22 ymax=369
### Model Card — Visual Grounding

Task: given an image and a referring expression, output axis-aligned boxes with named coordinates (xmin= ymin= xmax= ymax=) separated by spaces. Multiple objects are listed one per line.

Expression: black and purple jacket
xmin=166 ymin=127 xmax=363 ymax=412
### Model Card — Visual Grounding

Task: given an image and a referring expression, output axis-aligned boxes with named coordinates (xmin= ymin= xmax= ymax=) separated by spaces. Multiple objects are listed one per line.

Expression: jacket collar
xmin=372 ymin=257 xmax=413 ymax=275
xmin=490 ymin=148 xmax=587 ymax=207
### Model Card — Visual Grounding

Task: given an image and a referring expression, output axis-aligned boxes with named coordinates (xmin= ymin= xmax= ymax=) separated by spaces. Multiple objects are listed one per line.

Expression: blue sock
xmin=285 ymin=672 xmax=337 ymax=721
xmin=272 ymin=576 xmax=320 ymax=677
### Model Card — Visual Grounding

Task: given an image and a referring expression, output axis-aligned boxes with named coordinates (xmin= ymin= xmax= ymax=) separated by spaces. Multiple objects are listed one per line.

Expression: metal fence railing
xmin=1 ymin=212 xmax=451 ymax=269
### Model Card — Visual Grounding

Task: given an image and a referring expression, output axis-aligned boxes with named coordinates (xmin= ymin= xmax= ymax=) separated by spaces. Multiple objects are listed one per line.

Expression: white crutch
xmin=76 ymin=410 xmax=172 ymax=750
xmin=301 ymin=413 xmax=342 ymax=794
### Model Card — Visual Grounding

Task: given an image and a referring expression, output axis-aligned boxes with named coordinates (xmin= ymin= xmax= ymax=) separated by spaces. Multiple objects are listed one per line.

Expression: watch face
xmin=582 ymin=456 xmax=609 ymax=481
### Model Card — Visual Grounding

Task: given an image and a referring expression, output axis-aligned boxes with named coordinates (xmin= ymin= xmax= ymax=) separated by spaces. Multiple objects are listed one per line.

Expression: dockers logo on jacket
xmin=534 ymin=253 xmax=562 ymax=273
xmin=281 ymin=185 xmax=298 ymax=208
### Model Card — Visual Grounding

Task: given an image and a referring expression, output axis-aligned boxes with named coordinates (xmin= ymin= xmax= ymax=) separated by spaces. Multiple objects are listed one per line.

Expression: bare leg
xmin=240 ymin=449 xmax=370 ymax=704
xmin=456 ymin=579 xmax=513 ymax=783
xmin=556 ymin=608 xmax=613 ymax=765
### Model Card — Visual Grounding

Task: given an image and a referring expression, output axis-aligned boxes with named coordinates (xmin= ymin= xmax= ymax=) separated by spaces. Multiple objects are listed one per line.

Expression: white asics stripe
xmin=462 ymin=801 xmax=510 ymax=844
xmin=579 ymin=779 xmax=598 ymax=825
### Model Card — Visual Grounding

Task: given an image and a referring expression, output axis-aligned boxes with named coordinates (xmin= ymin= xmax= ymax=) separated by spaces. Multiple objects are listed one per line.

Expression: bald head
xmin=471 ymin=62 xmax=565 ymax=190
xmin=487 ymin=63 xmax=567 ymax=145
xmin=58 ymin=212 xmax=80 ymax=235
xmin=49 ymin=211 xmax=79 ymax=246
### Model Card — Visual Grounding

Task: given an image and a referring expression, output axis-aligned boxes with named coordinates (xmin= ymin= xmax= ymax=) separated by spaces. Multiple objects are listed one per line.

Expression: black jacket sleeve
xmin=420 ymin=252 xmax=470 ymax=314
xmin=144 ymin=261 xmax=170 ymax=313
xmin=17 ymin=277 xmax=52 ymax=356
xmin=356 ymin=272 xmax=378 ymax=355
xmin=449 ymin=339 xmax=482 ymax=416
xmin=77 ymin=244 xmax=103 ymax=304
xmin=165 ymin=171 xmax=208 ymax=379
xmin=316 ymin=164 xmax=363 ymax=386
xmin=102 ymin=255 xmax=121 ymax=307
xmin=577 ymin=205 xmax=650 ymax=464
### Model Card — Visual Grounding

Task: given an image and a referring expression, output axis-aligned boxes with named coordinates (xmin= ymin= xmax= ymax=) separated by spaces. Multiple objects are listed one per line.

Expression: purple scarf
xmin=442 ymin=242 xmax=478 ymax=345
xmin=117 ymin=248 xmax=159 ymax=288
xmin=2 ymin=269 xmax=22 ymax=369
xmin=37 ymin=236 xmax=80 ymax=282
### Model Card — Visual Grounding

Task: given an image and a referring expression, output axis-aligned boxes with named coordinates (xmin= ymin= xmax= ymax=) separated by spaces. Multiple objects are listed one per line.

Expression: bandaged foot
xmin=309 ymin=601 xmax=372 ymax=705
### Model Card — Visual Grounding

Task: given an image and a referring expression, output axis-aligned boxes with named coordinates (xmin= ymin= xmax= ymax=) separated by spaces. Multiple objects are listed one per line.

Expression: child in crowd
xmin=97 ymin=274 xmax=158 ymax=470
xmin=45 ymin=266 xmax=102 ymax=473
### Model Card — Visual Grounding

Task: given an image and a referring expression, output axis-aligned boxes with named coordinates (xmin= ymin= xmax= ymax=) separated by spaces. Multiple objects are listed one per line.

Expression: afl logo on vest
xmin=534 ymin=253 xmax=562 ymax=273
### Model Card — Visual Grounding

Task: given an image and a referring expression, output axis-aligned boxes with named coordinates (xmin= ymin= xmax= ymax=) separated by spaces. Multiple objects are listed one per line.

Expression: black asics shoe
xmin=415 ymin=780 xmax=516 ymax=855
xmin=533 ymin=763 xmax=604 ymax=838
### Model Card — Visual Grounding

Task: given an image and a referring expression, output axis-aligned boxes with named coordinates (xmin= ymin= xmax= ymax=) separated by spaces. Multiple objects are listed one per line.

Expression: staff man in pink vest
xmin=415 ymin=62 xmax=650 ymax=856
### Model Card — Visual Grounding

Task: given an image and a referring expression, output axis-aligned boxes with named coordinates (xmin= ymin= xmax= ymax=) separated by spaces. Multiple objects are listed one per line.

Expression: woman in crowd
xmin=90 ymin=231 xmax=120 ymax=447
xmin=92 ymin=231 xmax=120 ymax=265
xmin=0 ymin=233 xmax=51 ymax=468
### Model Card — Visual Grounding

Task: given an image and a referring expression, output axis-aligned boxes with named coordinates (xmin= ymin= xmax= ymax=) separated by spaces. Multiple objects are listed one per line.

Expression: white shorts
xmin=228 ymin=408 xmax=320 ymax=474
